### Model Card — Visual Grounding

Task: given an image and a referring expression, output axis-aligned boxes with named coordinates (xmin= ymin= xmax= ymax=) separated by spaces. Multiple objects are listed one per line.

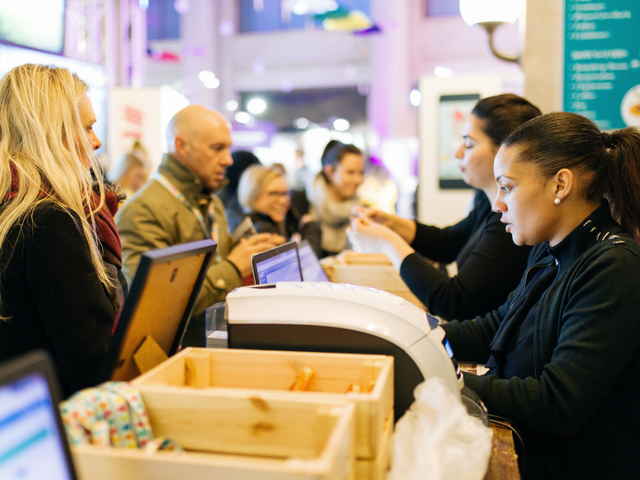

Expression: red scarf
xmin=90 ymin=189 xmax=122 ymax=268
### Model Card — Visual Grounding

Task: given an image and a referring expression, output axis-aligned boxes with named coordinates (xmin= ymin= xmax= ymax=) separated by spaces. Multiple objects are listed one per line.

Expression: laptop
xmin=251 ymin=241 xmax=302 ymax=285
xmin=0 ymin=350 xmax=77 ymax=480
xmin=98 ymin=239 xmax=217 ymax=382
xmin=298 ymin=240 xmax=331 ymax=282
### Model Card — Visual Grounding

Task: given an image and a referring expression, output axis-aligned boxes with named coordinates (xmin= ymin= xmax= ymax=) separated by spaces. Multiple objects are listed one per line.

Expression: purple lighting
xmin=218 ymin=19 xmax=235 ymax=37
xmin=174 ymin=0 xmax=190 ymax=14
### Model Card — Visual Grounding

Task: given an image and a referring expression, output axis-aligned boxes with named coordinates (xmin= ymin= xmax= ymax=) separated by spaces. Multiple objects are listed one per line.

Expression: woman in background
xmin=442 ymin=112 xmax=640 ymax=478
xmin=108 ymin=152 xmax=149 ymax=200
xmin=309 ymin=141 xmax=365 ymax=257
xmin=0 ymin=64 xmax=125 ymax=395
xmin=349 ymin=94 xmax=541 ymax=320
xmin=237 ymin=165 xmax=321 ymax=257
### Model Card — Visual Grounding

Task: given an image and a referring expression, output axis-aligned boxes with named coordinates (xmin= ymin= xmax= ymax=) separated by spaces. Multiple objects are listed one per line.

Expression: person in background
xmin=116 ymin=106 xmax=283 ymax=347
xmin=0 ymin=64 xmax=126 ymax=395
xmin=217 ymin=149 xmax=262 ymax=233
xmin=237 ymin=165 xmax=322 ymax=257
xmin=349 ymin=94 xmax=541 ymax=320
xmin=308 ymin=141 xmax=365 ymax=257
xmin=358 ymin=161 xmax=398 ymax=214
xmin=107 ymin=152 xmax=149 ymax=200
xmin=442 ymin=112 xmax=640 ymax=478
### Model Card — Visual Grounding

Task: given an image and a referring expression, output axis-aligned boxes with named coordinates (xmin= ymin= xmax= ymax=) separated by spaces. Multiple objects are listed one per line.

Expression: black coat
xmin=442 ymin=203 xmax=640 ymax=479
xmin=0 ymin=204 xmax=118 ymax=396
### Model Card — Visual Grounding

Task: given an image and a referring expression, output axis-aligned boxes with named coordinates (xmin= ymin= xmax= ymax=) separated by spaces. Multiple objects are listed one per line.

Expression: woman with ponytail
xmin=0 ymin=65 xmax=125 ymax=395
xmin=441 ymin=111 xmax=640 ymax=478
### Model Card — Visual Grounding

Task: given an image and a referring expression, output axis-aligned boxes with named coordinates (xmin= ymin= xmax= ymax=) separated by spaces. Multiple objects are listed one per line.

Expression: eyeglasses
xmin=265 ymin=190 xmax=290 ymax=199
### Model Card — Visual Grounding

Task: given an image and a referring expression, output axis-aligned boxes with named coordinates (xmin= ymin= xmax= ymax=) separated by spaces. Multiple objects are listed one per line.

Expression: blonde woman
xmin=237 ymin=165 xmax=321 ymax=257
xmin=0 ymin=64 xmax=125 ymax=395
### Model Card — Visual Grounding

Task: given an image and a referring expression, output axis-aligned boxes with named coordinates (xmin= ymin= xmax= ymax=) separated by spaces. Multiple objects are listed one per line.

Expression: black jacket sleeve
xmin=400 ymin=212 xmax=531 ymax=320
xmin=410 ymin=191 xmax=487 ymax=264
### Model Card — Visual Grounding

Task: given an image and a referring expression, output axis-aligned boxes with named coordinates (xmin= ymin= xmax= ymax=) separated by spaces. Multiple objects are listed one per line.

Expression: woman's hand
xmin=351 ymin=207 xmax=417 ymax=244
xmin=347 ymin=216 xmax=415 ymax=270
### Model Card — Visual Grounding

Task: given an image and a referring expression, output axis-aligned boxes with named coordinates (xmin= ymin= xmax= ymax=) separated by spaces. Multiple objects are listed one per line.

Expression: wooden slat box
xmin=321 ymin=253 xmax=425 ymax=310
xmin=130 ymin=347 xmax=394 ymax=459
xmin=355 ymin=415 xmax=393 ymax=480
xmin=72 ymin=396 xmax=355 ymax=480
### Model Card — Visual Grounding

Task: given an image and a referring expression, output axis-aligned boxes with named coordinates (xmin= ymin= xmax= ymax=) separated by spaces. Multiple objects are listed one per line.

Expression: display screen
xmin=0 ymin=372 xmax=73 ymax=480
xmin=438 ymin=94 xmax=480 ymax=190
xmin=252 ymin=242 xmax=302 ymax=285
xmin=298 ymin=242 xmax=330 ymax=282
xmin=0 ymin=0 xmax=65 ymax=54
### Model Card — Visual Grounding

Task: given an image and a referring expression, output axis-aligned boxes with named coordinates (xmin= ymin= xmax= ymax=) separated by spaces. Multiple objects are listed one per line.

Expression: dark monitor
xmin=97 ymin=239 xmax=217 ymax=382
xmin=298 ymin=240 xmax=330 ymax=282
xmin=251 ymin=241 xmax=302 ymax=285
xmin=0 ymin=350 xmax=77 ymax=480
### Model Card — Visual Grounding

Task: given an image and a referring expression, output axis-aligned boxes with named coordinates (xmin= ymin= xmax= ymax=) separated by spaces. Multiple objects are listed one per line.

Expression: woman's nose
xmin=455 ymin=142 xmax=465 ymax=160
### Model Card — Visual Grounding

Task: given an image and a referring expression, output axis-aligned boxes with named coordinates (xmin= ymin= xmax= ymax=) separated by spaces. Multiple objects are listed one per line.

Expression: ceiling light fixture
xmin=459 ymin=0 xmax=523 ymax=64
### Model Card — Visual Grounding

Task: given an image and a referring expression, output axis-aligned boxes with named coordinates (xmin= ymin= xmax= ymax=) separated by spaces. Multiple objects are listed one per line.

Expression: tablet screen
xmin=298 ymin=241 xmax=330 ymax=282
xmin=252 ymin=242 xmax=302 ymax=285
xmin=0 ymin=372 xmax=73 ymax=480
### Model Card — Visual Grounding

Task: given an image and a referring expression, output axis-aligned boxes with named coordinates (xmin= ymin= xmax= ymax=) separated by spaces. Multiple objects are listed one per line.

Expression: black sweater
xmin=246 ymin=211 xmax=323 ymax=259
xmin=442 ymin=203 xmax=640 ymax=479
xmin=400 ymin=191 xmax=531 ymax=320
xmin=0 ymin=204 xmax=116 ymax=396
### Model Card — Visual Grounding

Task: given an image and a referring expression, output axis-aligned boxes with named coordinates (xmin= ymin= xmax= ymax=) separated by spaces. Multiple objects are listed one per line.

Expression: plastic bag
xmin=387 ymin=378 xmax=493 ymax=480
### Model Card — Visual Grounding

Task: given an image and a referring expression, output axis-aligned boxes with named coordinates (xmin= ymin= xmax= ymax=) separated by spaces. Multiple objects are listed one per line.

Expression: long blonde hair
xmin=0 ymin=64 xmax=112 ymax=300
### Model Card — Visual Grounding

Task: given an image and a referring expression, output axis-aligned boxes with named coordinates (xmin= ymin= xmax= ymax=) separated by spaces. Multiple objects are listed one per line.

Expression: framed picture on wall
xmin=438 ymin=94 xmax=480 ymax=189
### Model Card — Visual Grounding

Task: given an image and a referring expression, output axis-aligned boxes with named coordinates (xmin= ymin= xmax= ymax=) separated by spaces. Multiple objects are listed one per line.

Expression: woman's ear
xmin=554 ymin=168 xmax=575 ymax=202
xmin=323 ymin=164 xmax=335 ymax=181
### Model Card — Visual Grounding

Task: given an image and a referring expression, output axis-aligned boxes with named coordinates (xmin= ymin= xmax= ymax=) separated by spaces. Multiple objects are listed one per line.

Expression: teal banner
xmin=564 ymin=0 xmax=640 ymax=129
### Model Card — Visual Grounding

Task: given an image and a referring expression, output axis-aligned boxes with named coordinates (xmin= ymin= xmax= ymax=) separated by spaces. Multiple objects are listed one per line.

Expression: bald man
xmin=116 ymin=106 xmax=283 ymax=347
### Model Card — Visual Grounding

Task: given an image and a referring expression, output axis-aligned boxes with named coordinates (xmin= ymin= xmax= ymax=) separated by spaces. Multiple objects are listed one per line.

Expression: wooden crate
xmin=72 ymin=397 xmax=355 ymax=480
xmin=355 ymin=415 xmax=393 ymax=480
xmin=322 ymin=263 xmax=425 ymax=310
xmin=131 ymin=348 xmax=394 ymax=459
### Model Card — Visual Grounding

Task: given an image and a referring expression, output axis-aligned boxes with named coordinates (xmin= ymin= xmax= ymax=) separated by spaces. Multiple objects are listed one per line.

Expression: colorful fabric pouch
xmin=59 ymin=381 xmax=181 ymax=452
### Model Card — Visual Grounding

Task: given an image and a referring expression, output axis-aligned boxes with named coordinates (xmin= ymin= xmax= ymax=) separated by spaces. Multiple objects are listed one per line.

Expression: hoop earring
xmin=554 ymin=198 xmax=561 ymax=205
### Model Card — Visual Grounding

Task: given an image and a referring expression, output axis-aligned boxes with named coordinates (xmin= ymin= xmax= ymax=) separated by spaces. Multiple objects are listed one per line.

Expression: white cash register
xmin=224 ymin=282 xmax=464 ymax=421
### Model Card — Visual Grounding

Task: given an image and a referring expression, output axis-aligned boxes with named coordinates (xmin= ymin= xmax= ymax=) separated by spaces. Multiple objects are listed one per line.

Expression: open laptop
xmin=0 ymin=350 xmax=77 ymax=480
xmin=251 ymin=241 xmax=302 ymax=285
xmin=298 ymin=240 xmax=331 ymax=282
xmin=98 ymin=239 xmax=217 ymax=382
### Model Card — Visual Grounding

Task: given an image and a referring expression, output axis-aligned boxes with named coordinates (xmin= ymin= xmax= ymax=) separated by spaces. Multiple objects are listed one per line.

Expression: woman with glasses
xmin=237 ymin=165 xmax=321 ymax=257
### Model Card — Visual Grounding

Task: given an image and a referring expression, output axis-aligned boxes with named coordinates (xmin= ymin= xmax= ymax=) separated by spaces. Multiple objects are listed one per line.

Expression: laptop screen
xmin=298 ymin=241 xmax=330 ymax=282
xmin=252 ymin=241 xmax=302 ymax=285
xmin=0 ymin=371 xmax=73 ymax=480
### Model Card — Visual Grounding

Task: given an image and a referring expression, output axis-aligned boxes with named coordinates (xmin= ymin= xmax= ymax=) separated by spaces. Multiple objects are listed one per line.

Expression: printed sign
xmin=564 ymin=0 xmax=640 ymax=129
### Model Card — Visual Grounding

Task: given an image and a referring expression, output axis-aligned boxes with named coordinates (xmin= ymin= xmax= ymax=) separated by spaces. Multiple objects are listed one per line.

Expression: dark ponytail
xmin=502 ymin=111 xmax=640 ymax=242
xmin=604 ymin=127 xmax=640 ymax=242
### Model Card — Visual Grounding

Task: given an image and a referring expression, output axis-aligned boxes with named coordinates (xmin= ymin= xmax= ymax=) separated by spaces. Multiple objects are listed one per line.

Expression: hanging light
xmin=459 ymin=0 xmax=524 ymax=64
